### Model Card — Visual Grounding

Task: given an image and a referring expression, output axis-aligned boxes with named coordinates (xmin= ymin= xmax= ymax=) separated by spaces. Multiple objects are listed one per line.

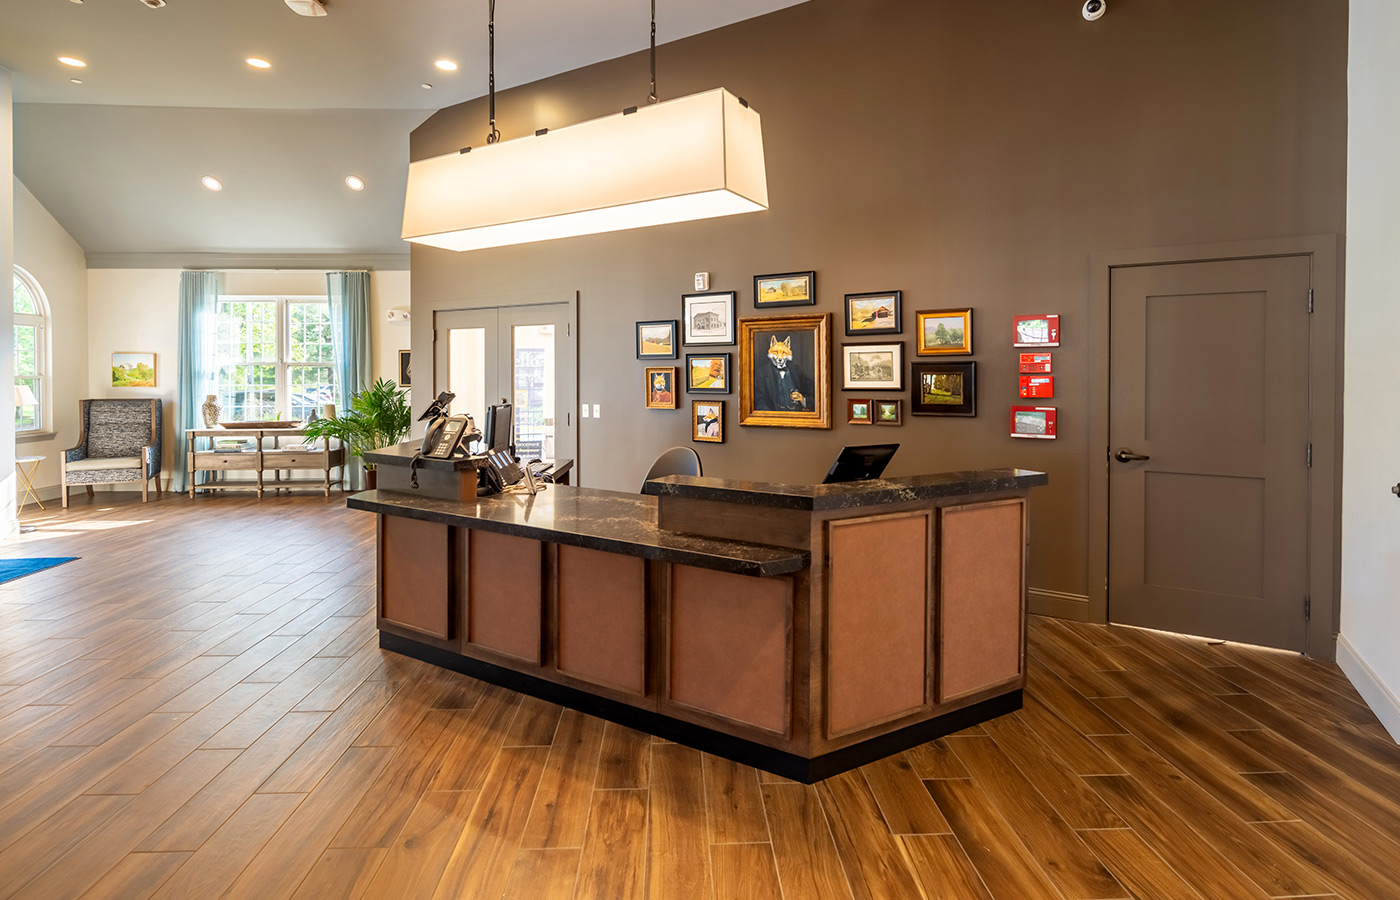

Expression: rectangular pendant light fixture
xmin=401 ymin=87 xmax=768 ymax=252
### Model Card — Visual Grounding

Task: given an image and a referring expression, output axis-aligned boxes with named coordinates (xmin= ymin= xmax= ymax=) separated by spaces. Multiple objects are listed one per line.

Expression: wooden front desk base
xmin=382 ymin=630 xmax=1020 ymax=783
xmin=365 ymin=475 xmax=1038 ymax=782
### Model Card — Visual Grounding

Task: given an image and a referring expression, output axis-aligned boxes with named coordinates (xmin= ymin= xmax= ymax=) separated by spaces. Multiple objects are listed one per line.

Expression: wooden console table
xmin=186 ymin=428 xmax=345 ymax=498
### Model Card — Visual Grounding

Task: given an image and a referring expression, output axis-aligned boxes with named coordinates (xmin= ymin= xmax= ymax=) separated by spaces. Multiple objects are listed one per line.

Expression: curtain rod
xmin=186 ymin=268 xmax=373 ymax=274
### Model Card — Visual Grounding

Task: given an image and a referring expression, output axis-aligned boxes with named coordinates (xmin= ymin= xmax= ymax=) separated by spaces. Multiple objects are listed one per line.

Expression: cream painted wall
xmin=84 ymin=268 xmax=409 ymax=490
xmin=1 ymin=68 xmax=15 ymax=536
xmin=14 ymin=178 xmax=89 ymax=500
xmin=1340 ymin=0 xmax=1400 ymax=740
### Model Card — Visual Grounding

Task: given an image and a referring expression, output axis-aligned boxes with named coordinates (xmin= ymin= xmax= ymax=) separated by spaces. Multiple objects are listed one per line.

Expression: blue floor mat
xmin=0 ymin=557 xmax=79 ymax=585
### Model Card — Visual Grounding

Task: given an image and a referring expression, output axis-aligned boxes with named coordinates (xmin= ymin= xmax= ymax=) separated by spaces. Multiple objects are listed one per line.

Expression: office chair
xmin=641 ymin=446 xmax=702 ymax=492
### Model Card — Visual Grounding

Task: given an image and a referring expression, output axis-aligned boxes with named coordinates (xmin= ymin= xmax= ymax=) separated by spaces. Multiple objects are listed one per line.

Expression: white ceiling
xmin=1 ymin=0 xmax=808 ymax=259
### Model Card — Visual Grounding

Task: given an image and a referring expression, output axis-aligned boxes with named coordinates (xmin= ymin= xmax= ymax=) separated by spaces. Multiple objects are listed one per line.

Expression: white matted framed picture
xmin=682 ymin=292 xmax=736 ymax=345
xmin=841 ymin=342 xmax=904 ymax=391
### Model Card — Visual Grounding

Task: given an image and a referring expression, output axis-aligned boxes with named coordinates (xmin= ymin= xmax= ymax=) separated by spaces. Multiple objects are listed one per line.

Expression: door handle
xmin=1115 ymin=449 xmax=1151 ymax=463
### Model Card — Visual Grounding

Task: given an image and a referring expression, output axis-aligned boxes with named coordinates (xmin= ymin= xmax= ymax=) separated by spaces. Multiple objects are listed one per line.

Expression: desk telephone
xmin=422 ymin=414 xmax=477 ymax=459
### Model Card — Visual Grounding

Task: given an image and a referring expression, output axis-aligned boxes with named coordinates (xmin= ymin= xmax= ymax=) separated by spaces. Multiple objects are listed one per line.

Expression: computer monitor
xmin=822 ymin=443 xmax=899 ymax=484
xmin=484 ymin=402 xmax=514 ymax=455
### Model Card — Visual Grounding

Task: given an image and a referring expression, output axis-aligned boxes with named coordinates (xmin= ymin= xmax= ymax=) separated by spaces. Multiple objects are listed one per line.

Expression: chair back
xmin=641 ymin=446 xmax=702 ymax=491
xmin=82 ymin=399 xmax=161 ymax=463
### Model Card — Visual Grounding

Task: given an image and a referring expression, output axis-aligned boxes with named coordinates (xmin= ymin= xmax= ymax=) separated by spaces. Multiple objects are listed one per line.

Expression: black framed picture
xmin=398 ymin=349 xmax=412 ymax=387
xmin=682 ymin=292 xmax=736 ymax=345
xmin=911 ymin=361 xmax=976 ymax=416
xmin=685 ymin=353 xmax=731 ymax=394
xmin=754 ymin=271 xmax=816 ymax=308
xmin=637 ymin=320 xmax=679 ymax=359
xmin=844 ymin=291 xmax=903 ymax=336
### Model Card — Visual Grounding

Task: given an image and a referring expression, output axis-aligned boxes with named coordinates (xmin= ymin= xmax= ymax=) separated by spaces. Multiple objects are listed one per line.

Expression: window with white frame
xmin=213 ymin=296 xmax=336 ymax=422
xmin=13 ymin=267 xmax=49 ymax=434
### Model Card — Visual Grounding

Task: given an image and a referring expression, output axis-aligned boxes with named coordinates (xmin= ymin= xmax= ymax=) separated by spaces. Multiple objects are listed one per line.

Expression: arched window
xmin=13 ymin=267 xmax=50 ymax=434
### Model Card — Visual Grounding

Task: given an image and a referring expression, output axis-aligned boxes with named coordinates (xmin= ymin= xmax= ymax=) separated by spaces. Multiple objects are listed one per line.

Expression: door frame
xmin=1087 ymin=236 xmax=1340 ymax=660
xmin=410 ymin=288 xmax=579 ymax=461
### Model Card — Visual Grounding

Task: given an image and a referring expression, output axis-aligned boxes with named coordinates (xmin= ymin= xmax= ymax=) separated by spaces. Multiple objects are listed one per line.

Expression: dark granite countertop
xmin=365 ymin=442 xmax=574 ymax=479
xmin=347 ymin=485 xmax=807 ymax=578
xmin=364 ymin=442 xmax=483 ymax=472
xmin=642 ymin=468 xmax=1048 ymax=511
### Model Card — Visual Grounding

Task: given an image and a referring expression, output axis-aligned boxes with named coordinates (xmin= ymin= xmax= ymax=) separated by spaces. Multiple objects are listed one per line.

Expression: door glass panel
xmin=513 ymin=324 xmax=555 ymax=460
xmin=447 ymin=327 xmax=488 ymax=426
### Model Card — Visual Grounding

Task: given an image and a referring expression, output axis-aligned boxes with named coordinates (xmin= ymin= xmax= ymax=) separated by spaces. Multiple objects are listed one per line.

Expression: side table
xmin=16 ymin=455 xmax=44 ymax=511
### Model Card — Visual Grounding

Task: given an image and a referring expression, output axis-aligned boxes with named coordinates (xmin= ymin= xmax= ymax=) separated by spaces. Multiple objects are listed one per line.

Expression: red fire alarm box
xmin=1018 ymin=352 xmax=1052 ymax=374
xmin=1013 ymin=314 xmax=1061 ymax=348
xmin=1010 ymin=406 xmax=1057 ymax=439
xmin=1018 ymin=375 xmax=1054 ymax=398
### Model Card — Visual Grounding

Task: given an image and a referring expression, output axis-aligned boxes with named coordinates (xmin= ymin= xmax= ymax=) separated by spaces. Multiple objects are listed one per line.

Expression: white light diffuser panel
xmin=402 ymin=88 xmax=768 ymax=252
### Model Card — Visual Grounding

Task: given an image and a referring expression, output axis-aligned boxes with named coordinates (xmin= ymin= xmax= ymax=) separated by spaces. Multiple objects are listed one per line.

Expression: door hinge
xmin=1306 ymin=443 xmax=1313 ymax=467
xmin=1307 ymin=289 xmax=1314 ymax=314
xmin=1304 ymin=595 xmax=1312 ymax=621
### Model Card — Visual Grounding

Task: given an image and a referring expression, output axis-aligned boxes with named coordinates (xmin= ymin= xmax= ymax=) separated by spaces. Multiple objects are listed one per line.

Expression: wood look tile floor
xmin=4 ymin=493 xmax=1399 ymax=900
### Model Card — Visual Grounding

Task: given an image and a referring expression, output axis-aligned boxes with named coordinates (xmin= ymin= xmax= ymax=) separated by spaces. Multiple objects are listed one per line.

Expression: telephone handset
xmin=421 ymin=414 xmax=477 ymax=459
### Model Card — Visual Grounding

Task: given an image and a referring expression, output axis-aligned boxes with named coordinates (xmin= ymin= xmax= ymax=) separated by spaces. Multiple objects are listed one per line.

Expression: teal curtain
xmin=328 ymin=271 xmax=373 ymax=489
xmin=172 ymin=271 xmax=220 ymax=493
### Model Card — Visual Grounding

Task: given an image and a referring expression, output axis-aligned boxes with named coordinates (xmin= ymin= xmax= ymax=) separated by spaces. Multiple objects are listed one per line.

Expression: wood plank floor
xmin=4 ymin=493 xmax=1398 ymax=900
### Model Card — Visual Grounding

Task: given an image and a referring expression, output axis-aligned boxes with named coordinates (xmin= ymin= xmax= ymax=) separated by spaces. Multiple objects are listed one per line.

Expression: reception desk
xmin=349 ymin=450 xmax=1046 ymax=781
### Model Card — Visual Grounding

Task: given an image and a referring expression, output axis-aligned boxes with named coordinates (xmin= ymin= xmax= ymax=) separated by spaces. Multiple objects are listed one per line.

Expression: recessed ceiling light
xmin=69 ymin=0 xmax=84 ymax=4
xmin=201 ymin=176 xmax=223 ymax=192
xmin=246 ymin=57 xmax=272 ymax=69
xmin=345 ymin=176 xmax=366 ymax=191
xmin=421 ymin=83 xmax=433 ymax=90
xmin=434 ymin=60 xmax=457 ymax=71
xmin=70 ymin=78 xmax=83 ymax=84
xmin=58 ymin=56 xmax=87 ymax=68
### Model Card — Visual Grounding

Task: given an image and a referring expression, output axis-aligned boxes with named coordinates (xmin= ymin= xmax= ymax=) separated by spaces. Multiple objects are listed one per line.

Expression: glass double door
xmin=433 ymin=303 xmax=577 ymax=465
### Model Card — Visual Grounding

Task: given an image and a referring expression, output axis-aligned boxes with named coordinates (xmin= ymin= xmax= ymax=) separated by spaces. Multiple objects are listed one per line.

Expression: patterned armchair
xmin=60 ymin=399 xmax=164 ymax=507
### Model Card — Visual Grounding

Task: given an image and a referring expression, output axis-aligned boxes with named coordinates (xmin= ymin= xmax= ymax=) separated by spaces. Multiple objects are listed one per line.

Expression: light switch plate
xmin=592 ymin=404 xmax=601 ymax=418
xmin=694 ymin=272 xmax=710 ymax=291
xmin=580 ymin=403 xmax=590 ymax=419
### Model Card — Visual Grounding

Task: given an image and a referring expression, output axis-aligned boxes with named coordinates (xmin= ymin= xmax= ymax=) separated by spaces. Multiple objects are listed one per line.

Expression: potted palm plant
xmin=301 ymin=378 xmax=412 ymax=489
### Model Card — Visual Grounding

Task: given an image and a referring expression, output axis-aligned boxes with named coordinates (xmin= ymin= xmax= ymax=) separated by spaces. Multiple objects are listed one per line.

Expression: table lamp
xmin=13 ymin=384 xmax=38 ymax=411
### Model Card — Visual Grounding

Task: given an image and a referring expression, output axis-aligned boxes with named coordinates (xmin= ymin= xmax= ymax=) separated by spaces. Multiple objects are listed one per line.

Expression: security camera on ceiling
xmin=1082 ymin=0 xmax=1106 ymax=21
xmin=286 ymin=0 xmax=328 ymax=16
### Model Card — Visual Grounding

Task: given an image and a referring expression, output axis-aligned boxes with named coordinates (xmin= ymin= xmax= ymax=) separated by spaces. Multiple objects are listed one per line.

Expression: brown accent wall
xmin=408 ymin=0 xmax=1347 ymax=600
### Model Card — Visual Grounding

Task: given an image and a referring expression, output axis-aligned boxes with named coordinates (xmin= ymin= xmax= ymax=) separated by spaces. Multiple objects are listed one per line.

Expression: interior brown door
xmin=1108 ymin=256 xmax=1311 ymax=650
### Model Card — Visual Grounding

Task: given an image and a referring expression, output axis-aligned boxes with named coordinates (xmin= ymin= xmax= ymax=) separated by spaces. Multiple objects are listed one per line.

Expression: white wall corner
xmin=1337 ymin=633 xmax=1400 ymax=743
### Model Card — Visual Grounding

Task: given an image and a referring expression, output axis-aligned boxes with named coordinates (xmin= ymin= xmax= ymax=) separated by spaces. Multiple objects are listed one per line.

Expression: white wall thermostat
xmin=694 ymin=272 xmax=710 ymax=291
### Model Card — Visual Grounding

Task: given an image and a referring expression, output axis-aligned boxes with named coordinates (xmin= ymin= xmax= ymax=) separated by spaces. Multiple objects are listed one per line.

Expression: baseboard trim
xmin=1337 ymin=633 xmax=1400 ymax=743
xmin=1028 ymin=588 xmax=1090 ymax=622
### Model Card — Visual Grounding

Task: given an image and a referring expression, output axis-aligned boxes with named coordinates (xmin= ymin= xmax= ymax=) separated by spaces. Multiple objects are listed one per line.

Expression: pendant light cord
xmin=487 ymin=0 xmax=501 ymax=144
xmin=648 ymin=0 xmax=657 ymax=104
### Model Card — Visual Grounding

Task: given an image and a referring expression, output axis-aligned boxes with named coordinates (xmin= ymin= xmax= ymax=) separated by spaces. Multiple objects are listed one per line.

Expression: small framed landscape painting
xmin=685 ymin=353 xmax=730 ymax=393
xmin=637 ymin=320 xmax=679 ymax=359
xmin=645 ymin=367 xmax=678 ymax=409
xmin=912 ymin=361 xmax=976 ymax=417
xmin=112 ymin=352 xmax=156 ymax=388
xmin=693 ymin=400 xmax=724 ymax=443
xmin=841 ymin=342 xmax=904 ymax=391
xmin=875 ymin=399 xmax=903 ymax=426
xmin=916 ymin=308 xmax=973 ymax=355
xmin=754 ymin=271 xmax=816 ymax=308
xmin=844 ymin=291 xmax=902 ymax=336
xmin=847 ymin=399 xmax=874 ymax=425
xmin=682 ymin=292 xmax=736 ymax=345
